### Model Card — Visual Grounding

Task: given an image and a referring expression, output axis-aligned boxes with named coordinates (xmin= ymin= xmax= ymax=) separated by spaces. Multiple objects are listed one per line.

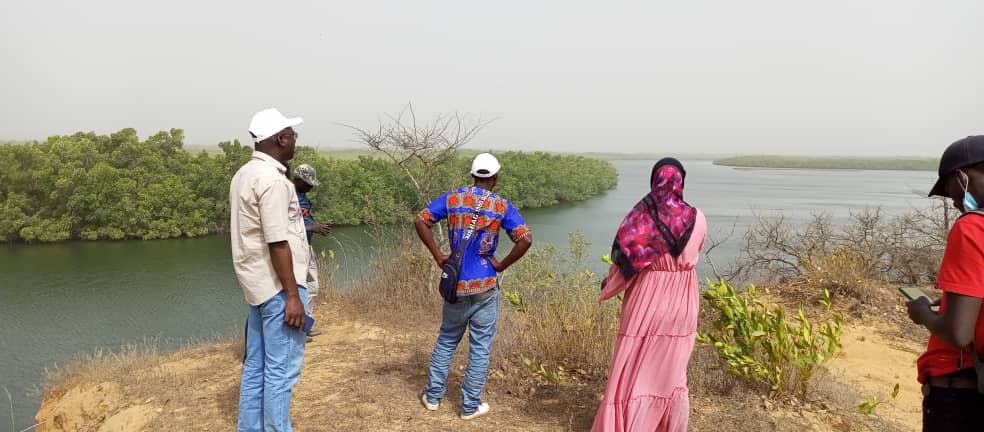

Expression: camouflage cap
xmin=293 ymin=164 xmax=320 ymax=187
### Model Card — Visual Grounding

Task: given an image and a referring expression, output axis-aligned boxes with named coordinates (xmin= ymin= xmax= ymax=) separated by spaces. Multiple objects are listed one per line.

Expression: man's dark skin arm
xmin=305 ymin=208 xmax=332 ymax=235
xmin=415 ymin=218 xmax=448 ymax=267
xmin=908 ymin=293 xmax=982 ymax=348
xmin=306 ymin=222 xmax=332 ymax=236
xmin=489 ymin=236 xmax=532 ymax=272
xmin=269 ymin=241 xmax=306 ymax=329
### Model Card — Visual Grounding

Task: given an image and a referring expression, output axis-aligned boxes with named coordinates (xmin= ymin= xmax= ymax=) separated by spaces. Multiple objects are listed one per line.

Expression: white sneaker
xmin=460 ymin=402 xmax=490 ymax=420
xmin=420 ymin=392 xmax=439 ymax=411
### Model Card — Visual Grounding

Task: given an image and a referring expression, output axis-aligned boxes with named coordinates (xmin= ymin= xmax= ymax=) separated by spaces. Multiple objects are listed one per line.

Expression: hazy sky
xmin=1 ymin=1 xmax=982 ymax=156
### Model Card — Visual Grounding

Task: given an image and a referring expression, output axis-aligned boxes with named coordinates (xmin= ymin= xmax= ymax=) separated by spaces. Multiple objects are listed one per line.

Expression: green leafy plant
xmin=697 ymin=280 xmax=843 ymax=399
xmin=501 ymin=287 xmax=528 ymax=313
xmin=521 ymin=354 xmax=567 ymax=385
xmin=857 ymin=383 xmax=900 ymax=416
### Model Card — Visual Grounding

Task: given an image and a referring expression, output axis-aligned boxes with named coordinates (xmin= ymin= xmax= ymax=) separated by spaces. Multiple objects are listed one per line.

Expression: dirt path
xmin=824 ymin=325 xmax=923 ymax=432
xmin=36 ymin=307 xmax=590 ymax=432
xmin=35 ymin=309 xmax=926 ymax=431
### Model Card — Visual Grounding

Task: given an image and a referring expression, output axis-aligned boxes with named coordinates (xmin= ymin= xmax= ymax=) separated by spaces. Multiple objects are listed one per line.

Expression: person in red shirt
xmin=908 ymin=135 xmax=984 ymax=432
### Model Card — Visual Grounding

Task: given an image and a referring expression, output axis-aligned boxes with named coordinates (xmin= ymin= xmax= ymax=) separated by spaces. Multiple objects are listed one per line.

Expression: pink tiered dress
xmin=592 ymin=210 xmax=706 ymax=432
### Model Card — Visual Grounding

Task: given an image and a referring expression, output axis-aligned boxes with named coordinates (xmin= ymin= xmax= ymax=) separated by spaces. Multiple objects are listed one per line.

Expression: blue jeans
xmin=238 ymin=287 xmax=309 ymax=432
xmin=424 ymin=290 xmax=499 ymax=415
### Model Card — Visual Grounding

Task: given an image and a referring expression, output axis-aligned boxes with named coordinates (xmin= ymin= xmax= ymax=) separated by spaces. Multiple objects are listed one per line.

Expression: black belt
xmin=924 ymin=369 xmax=978 ymax=391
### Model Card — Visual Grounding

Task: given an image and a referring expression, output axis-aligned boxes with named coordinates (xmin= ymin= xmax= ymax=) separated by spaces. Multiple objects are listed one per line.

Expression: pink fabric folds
xmin=593 ymin=210 xmax=706 ymax=432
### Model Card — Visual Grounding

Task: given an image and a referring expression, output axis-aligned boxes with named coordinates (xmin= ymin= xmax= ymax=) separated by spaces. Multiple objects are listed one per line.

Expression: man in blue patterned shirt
xmin=292 ymin=163 xmax=330 ymax=339
xmin=414 ymin=153 xmax=533 ymax=420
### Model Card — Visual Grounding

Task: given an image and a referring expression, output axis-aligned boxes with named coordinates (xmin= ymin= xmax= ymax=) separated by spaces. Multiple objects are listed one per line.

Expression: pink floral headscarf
xmin=609 ymin=158 xmax=697 ymax=280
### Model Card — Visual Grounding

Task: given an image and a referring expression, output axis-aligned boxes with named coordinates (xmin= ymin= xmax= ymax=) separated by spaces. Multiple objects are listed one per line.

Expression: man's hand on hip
xmin=489 ymin=257 xmax=506 ymax=272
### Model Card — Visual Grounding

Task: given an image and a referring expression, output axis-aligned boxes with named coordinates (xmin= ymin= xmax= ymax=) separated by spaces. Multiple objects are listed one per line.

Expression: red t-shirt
xmin=916 ymin=214 xmax=984 ymax=383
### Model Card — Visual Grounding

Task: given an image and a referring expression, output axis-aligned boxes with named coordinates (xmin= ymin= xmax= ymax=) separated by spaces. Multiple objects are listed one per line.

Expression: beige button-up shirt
xmin=229 ymin=151 xmax=310 ymax=306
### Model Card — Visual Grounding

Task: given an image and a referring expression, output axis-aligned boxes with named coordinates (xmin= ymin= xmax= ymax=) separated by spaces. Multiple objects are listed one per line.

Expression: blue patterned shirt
xmin=418 ymin=186 xmax=531 ymax=296
xmin=297 ymin=192 xmax=314 ymax=243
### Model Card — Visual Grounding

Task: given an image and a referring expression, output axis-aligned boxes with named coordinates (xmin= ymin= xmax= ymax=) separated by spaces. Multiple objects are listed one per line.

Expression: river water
xmin=0 ymin=160 xmax=936 ymax=429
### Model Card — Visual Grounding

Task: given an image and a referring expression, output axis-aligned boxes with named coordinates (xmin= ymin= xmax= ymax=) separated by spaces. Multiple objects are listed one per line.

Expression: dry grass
xmin=35 ymin=300 xmax=605 ymax=431
xmin=320 ymin=231 xmax=620 ymax=387
xmin=35 ymin=339 xmax=244 ymax=432
xmin=36 ymin=227 xmax=922 ymax=431
xmin=732 ymin=205 xmax=953 ymax=291
xmin=326 ymin=230 xmax=903 ymax=431
xmin=38 ymin=336 xmax=241 ymax=400
xmin=39 ymin=339 xmax=161 ymax=399
xmin=498 ymin=234 xmax=621 ymax=376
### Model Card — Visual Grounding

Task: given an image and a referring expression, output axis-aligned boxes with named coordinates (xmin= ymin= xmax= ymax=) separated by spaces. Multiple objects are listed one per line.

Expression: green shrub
xmin=0 ymin=132 xmax=619 ymax=242
xmin=697 ymin=280 xmax=843 ymax=399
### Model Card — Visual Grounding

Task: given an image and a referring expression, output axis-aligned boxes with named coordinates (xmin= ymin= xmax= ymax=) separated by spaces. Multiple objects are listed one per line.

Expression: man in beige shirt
xmin=231 ymin=108 xmax=311 ymax=432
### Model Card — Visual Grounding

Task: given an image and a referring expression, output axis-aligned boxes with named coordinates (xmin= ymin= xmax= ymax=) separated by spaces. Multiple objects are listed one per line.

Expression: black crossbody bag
xmin=438 ymin=189 xmax=491 ymax=304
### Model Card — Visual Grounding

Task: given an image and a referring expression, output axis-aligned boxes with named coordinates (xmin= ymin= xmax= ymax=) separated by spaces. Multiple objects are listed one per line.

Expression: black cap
xmin=929 ymin=136 xmax=984 ymax=197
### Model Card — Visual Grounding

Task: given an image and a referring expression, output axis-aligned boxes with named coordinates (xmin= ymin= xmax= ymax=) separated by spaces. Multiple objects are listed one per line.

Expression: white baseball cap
xmin=470 ymin=153 xmax=501 ymax=178
xmin=248 ymin=108 xmax=303 ymax=143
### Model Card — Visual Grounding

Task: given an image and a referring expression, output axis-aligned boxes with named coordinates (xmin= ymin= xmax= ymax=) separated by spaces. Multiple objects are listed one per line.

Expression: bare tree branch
xmin=702 ymin=218 xmax=739 ymax=282
xmin=339 ymin=103 xmax=494 ymax=206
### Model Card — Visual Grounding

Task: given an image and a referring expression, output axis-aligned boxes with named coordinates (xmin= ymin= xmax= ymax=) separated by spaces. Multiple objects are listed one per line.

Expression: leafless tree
xmin=730 ymin=213 xmax=824 ymax=283
xmin=728 ymin=199 xmax=955 ymax=289
xmin=341 ymin=103 xmax=493 ymax=206
xmin=701 ymin=219 xmax=740 ymax=282
xmin=342 ymin=105 xmax=492 ymax=289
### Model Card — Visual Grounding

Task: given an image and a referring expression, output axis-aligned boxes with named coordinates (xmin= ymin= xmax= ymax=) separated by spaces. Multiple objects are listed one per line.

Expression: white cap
xmin=470 ymin=153 xmax=501 ymax=178
xmin=248 ymin=108 xmax=303 ymax=143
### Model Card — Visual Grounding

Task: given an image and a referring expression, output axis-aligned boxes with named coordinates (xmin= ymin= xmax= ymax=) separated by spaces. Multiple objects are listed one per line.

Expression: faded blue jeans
xmin=238 ymin=287 xmax=309 ymax=432
xmin=424 ymin=289 xmax=499 ymax=415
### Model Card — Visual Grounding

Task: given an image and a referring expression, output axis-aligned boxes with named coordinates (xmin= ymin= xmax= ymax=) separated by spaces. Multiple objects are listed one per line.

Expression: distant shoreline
xmin=713 ymin=155 xmax=936 ymax=171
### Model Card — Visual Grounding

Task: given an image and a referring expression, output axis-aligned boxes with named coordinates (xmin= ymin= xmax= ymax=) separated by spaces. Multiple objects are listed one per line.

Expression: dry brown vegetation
xmin=729 ymin=202 xmax=954 ymax=289
xmin=35 ymin=205 xmax=947 ymax=431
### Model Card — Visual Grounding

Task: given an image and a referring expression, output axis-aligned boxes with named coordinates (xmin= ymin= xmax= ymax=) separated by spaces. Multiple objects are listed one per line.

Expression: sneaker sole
xmin=420 ymin=393 xmax=439 ymax=411
xmin=460 ymin=404 xmax=489 ymax=420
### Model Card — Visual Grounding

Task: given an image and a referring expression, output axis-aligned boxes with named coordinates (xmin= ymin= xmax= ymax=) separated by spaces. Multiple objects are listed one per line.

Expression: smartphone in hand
xmin=898 ymin=286 xmax=940 ymax=312
xmin=303 ymin=315 xmax=315 ymax=334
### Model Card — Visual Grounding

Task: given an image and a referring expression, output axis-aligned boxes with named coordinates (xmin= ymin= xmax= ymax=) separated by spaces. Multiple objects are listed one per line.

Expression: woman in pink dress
xmin=593 ymin=158 xmax=706 ymax=432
